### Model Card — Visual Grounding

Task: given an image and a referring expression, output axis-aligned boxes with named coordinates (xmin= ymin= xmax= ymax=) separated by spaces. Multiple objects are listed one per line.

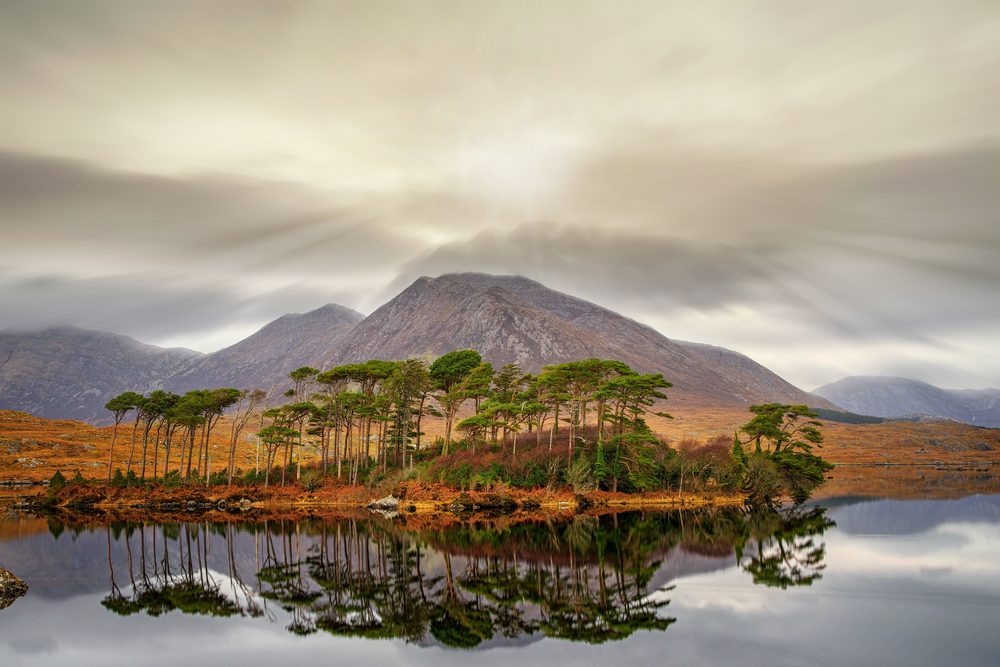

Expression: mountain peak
xmin=328 ymin=272 xmax=826 ymax=408
xmin=2 ymin=276 xmax=833 ymax=420
xmin=168 ymin=302 xmax=363 ymax=394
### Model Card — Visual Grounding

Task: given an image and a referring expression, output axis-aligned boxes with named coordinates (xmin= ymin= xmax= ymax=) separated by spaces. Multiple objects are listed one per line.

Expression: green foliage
xmin=738 ymin=405 xmax=834 ymax=506
xmin=593 ymin=441 xmax=608 ymax=484
xmin=110 ymin=468 xmax=126 ymax=487
xmin=740 ymin=403 xmax=823 ymax=454
xmin=95 ymin=353 xmax=833 ymax=506
xmin=162 ymin=469 xmax=182 ymax=487
xmin=565 ymin=455 xmax=596 ymax=493
xmin=732 ymin=432 xmax=748 ymax=470
xmin=771 ymin=450 xmax=835 ymax=504
xmin=105 ymin=391 xmax=144 ymax=421
xmin=741 ymin=453 xmax=783 ymax=505
xmin=429 ymin=605 xmax=492 ymax=648
xmin=300 ymin=467 xmax=324 ymax=492
xmin=242 ymin=469 xmax=266 ymax=485
xmin=49 ymin=470 xmax=67 ymax=491
xmin=429 ymin=350 xmax=482 ymax=391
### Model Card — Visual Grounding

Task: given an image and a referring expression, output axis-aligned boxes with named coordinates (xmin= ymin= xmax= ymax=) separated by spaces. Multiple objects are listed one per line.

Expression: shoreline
xmin=11 ymin=481 xmax=745 ymax=517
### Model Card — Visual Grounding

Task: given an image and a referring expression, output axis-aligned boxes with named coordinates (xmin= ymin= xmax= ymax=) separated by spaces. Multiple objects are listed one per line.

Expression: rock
xmin=0 ymin=567 xmax=29 ymax=611
xmin=367 ymin=495 xmax=400 ymax=510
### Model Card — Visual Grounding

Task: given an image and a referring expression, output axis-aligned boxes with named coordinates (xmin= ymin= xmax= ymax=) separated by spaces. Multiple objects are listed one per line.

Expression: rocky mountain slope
xmin=2 ymin=273 xmax=833 ymax=421
xmin=326 ymin=273 xmax=829 ymax=407
xmin=167 ymin=303 xmax=362 ymax=394
xmin=814 ymin=376 xmax=1000 ymax=427
xmin=0 ymin=326 xmax=200 ymax=422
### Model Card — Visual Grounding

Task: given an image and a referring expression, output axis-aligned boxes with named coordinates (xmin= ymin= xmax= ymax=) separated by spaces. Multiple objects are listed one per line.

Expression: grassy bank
xmin=22 ymin=477 xmax=744 ymax=516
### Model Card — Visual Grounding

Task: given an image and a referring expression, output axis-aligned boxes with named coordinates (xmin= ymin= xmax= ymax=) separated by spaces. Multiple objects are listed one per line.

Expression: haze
xmin=0 ymin=0 xmax=998 ymax=390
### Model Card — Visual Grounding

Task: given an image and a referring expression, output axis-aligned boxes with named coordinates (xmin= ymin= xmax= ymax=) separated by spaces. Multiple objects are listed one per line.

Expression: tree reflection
xmin=90 ymin=506 xmax=832 ymax=647
xmin=101 ymin=521 xmax=256 ymax=619
xmin=738 ymin=508 xmax=834 ymax=589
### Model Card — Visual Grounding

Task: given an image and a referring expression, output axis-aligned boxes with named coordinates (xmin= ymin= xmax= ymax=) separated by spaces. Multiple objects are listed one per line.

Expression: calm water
xmin=1 ymin=493 xmax=999 ymax=666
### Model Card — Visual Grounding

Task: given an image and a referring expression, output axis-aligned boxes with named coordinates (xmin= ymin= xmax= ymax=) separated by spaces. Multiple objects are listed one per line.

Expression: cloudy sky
xmin=1 ymin=0 xmax=998 ymax=390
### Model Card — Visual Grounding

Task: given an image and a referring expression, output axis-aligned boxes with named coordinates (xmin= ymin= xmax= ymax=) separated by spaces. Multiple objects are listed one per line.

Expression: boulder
xmin=0 ymin=567 xmax=29 ymax=611
xmin=367 ymin=495 xmax=400 ymax=510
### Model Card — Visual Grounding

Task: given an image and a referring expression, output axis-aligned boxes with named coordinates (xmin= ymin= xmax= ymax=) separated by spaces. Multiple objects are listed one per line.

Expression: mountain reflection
xmin=84 ymin=508 xmax=833 ymax=647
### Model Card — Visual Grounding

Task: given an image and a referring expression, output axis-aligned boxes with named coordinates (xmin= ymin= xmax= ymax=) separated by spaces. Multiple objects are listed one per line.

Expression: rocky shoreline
xmin=9 ymin=482 xmax=744 ymax=518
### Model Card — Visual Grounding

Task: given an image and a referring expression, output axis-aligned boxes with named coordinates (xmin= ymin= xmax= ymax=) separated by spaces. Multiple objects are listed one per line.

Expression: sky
xmin=0 ymin=0 xmax=998 ymax=391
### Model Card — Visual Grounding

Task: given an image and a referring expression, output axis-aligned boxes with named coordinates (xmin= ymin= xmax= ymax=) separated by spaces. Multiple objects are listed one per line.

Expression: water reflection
xmin=79 ymin=508 xmax=832 ymax=647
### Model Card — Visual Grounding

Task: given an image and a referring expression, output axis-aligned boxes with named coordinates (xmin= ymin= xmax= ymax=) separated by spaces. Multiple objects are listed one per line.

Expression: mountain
xmin=167 ymin=303 xmax=363 ymax=394
xmin=0 ymin=326 xmax=200 ymax=422
xmin=325 ymin=273 xmax=829 ymax=407
xmin=813 ymin=376 xmax=1000 ymax=427
xmin=0 ymin=303 xmax=361 ymax=422
xmin=1 ymin=274 xmax=831 ymax=421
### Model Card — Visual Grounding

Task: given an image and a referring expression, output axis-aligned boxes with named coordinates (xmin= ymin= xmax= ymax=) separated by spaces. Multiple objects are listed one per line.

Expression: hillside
xmin=814 ymin=376 xmax=1000 ymax=427
xmin=1 ymin=273 xmax=833 ymax=422
xmin=2 ymin=409 xmax=997 ymax=485
xmin=167 ymin=303 xmax=363 ymax=394
xmin=326 ymin=273 xmax=830 ymax=407
xmin=0 ymin=327 xmax=200 ymax=422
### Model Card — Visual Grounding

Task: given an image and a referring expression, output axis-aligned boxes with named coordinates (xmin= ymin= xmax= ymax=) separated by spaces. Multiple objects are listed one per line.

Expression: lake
xmin=1 ymin=477 xmax=999 ymax=666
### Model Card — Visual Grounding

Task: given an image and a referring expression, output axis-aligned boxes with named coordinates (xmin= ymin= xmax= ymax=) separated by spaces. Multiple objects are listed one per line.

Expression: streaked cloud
xmin=0 ymin=0 xmax=998 ymax=389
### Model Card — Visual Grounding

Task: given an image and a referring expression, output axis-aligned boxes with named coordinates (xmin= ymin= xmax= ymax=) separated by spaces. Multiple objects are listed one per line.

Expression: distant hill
xmin=167 ymin=303 xmax=363 ymax=394
xmin=325 ymin=273 xmax=830 ymax=407
xmin=0 ymin=326 xmax=200 ymax=422
xmin=814 ymin=376 xmax=1000 ymax=427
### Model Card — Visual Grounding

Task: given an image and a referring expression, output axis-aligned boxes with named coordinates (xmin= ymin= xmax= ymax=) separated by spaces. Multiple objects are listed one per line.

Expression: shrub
xmin=242 ymin=469 xmax=266 ymax=485
xmin=742 ymin=453 xmax=782 ymax=505
xmin=162 ymin=469 xmax=182 ymax=487
xmin=49 ymin=470 xmax=67 ymax=492
xmin=564 ymin=455 xmax=596 ymax=493
xmin=300 ymin=468 xmax=324 ymax=492
xmin=110 ymin=469 xmax=126 ymax=487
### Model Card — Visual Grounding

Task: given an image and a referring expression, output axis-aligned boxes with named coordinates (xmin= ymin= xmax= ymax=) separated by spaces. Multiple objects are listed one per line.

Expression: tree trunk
xmin=107 ymin=420 xmax=120 ymax=483
xmin=195 ymin=428 xmax=205 ymax=479
xmin=152 ymin=421 xmax=162 ymax=480
xmin=335 ymin=423 xmax=343 ymax=479
xmin=140 ymin=422 xmax=153 ymax=481
xmin=164 ymin=428 xmax=173 ymax=479
xmin=126 ymin=418 xmax=140 ymax=480
xmin=551 ymin=402 xmax=560 ymax=451
xmin=185 ymin=428 xmax=195 ymax=480
xmin=443 ymin=411 xmax=453 ymax=456
xmin=415 ymin=394 xmax=426 ymax=462
xmin=281 ymin=438 xmax=289 ymax=487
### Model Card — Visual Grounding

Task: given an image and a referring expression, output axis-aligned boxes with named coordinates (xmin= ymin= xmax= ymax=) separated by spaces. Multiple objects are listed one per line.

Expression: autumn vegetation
xmin=50 ymin=349 xmax=834 ymax=508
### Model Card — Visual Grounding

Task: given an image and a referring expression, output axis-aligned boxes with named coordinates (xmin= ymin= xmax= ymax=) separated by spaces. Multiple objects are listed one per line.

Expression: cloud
xmin=0 ymin=2 xmax=998 ymax=388
xmin=396 ymin=145 xmax=1000 ymax=337
xmin=389 ymin=145 xmax=1000 ymax=388
xmin=0 ymin=269 xmax=353 ymax=349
